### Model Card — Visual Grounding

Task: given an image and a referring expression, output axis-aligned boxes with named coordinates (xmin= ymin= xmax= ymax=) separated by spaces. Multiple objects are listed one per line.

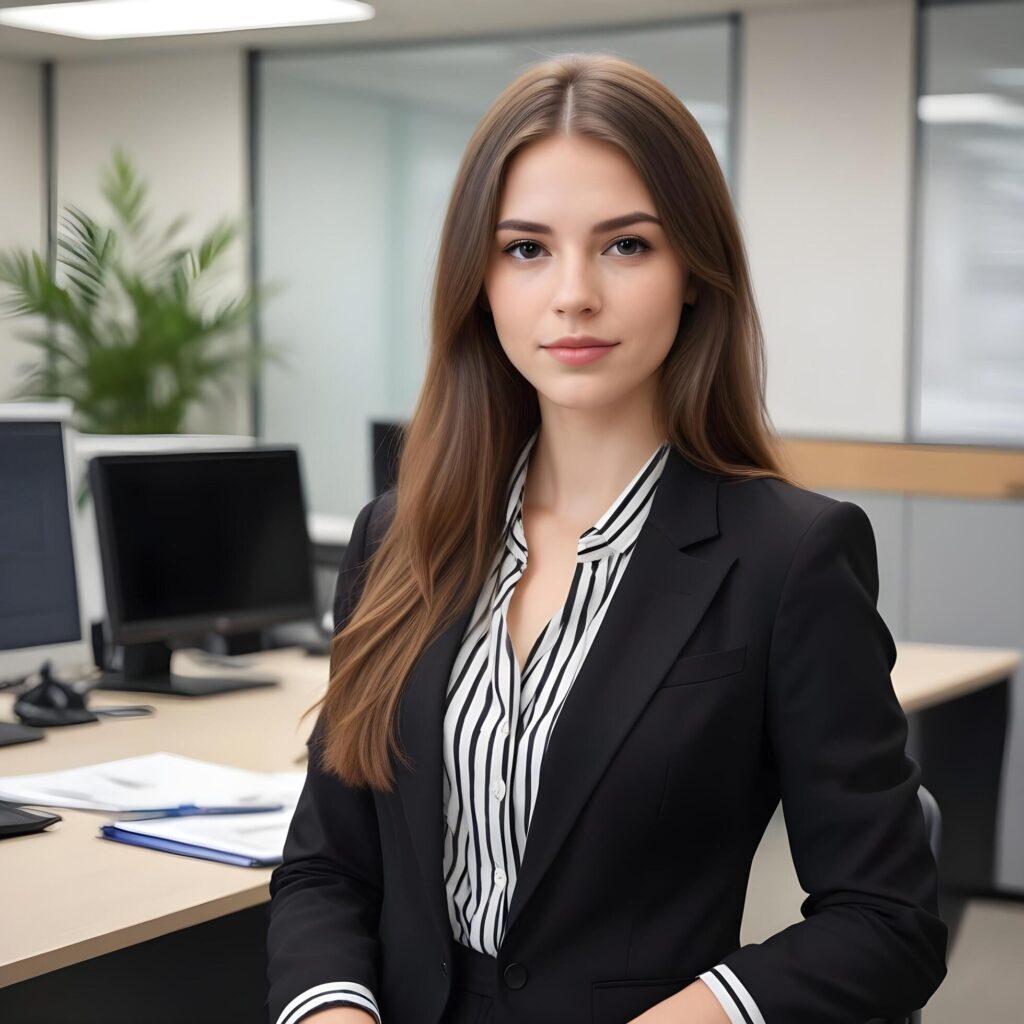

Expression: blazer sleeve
xmin=266 ymin=494 xmax=385 ymax=1024
xmin=702 ymin=499 xmax=948 ymax=1024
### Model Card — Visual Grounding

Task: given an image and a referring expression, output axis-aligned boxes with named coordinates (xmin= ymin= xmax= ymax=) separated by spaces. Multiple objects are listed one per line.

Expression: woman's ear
xmin=684 ymin=282 xmax=698 ymax=307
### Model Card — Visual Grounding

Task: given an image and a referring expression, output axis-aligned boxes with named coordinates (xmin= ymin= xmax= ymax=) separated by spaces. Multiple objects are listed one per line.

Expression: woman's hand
xmin=628 ymin=978 xmax=732 ymax=1023
xmin=301 ymin=1007 xmax=377 ymax=1024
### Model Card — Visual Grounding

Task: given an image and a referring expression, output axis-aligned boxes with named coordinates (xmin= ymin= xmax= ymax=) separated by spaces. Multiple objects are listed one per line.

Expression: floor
xmin=744 ymin=806 xmax=1024 ymax=1023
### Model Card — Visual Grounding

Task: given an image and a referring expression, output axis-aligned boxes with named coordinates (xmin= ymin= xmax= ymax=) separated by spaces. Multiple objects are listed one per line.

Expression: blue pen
xmin=113 ymin=802 xmax=285 ymax=821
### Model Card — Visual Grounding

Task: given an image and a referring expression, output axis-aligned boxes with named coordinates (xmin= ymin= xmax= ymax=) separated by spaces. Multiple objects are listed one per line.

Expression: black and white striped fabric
xmin=283 ymin=427 xmax=764 ymax=1024
xmin=440 ymin=426 xmax=669 ymax=955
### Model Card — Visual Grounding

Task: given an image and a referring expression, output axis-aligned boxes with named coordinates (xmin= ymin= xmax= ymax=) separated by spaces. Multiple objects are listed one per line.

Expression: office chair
xmin=876 ymin=783 xmax=941 ymax=1024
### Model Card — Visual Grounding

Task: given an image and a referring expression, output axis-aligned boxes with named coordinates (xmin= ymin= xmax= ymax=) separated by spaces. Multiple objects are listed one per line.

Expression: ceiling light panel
xmin=0 ymin=0 xmax=375 ymax=40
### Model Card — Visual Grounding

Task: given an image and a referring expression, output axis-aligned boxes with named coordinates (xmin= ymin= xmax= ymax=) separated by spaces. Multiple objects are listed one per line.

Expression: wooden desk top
xmin=0 ymin=641 xmax=1018 ymax=986
xmin=0 ymin=648 xmax=328 ymax=987
xmin=892 ymin=642 xmax=1020 ymax=713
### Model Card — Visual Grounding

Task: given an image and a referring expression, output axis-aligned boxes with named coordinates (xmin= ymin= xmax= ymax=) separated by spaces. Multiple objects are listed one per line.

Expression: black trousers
xmin=439 ymin=940 xmax=496 ymax=1024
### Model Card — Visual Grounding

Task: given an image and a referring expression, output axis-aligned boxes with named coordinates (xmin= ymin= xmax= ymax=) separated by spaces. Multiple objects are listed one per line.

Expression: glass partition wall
xmin=255 ymin=19 xmax=736 ymax=517
xmin=914 ymin=0 xmax=1024 ymax=444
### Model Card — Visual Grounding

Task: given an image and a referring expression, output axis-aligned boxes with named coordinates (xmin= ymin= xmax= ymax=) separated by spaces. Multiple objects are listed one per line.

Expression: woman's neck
xmin=523 ymin=415 xmax=667 ymax=527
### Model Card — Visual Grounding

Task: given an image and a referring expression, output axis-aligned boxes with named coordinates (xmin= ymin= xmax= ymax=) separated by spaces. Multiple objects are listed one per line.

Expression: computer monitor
xmin=0 ymin=401 xmax=92 ymax=746
xmin=68 ymin=430 xmax=255 ymax=627
xmin=89 ymin=447 xmax=316 ymax=696
xmin=371 ymin=419 xmax=405 ymax=497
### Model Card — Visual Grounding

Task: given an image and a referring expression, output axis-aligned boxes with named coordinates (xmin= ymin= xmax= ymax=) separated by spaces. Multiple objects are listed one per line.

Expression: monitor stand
xmin=0 ymin=720 xmax=45 ymax=747
xmin=94 ymin=640 xmax=279 ymax=697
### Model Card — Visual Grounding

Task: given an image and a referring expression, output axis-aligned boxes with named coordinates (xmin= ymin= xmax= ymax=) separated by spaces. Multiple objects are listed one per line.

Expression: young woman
xmin=266 ymin=53 xmax=948 ymax=1024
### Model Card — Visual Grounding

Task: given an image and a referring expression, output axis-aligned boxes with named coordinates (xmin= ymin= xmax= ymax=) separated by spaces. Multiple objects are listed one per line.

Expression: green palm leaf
xmin=0 ymin=147 xmax=281 ymax=433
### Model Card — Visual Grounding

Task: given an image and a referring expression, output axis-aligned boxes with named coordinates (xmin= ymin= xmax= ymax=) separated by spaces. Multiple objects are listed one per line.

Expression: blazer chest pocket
xmin=659 ymin=644 xmax=747 ymax=688
xmin=592 ymin=977 xmax=694 ymax=1024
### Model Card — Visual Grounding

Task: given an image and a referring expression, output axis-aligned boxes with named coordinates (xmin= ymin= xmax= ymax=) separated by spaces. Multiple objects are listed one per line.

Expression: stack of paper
xmin=99 ymin=803 xmax=300 ymax=867
xmin=0 ymin=752 xmax=298 ymax=813
xmin=0 ymin=752 xmax=307 ymax=867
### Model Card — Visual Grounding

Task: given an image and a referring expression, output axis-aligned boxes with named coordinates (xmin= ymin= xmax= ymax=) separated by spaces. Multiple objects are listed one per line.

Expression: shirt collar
xmin=502 ymin=427 xmax=670 ymax=563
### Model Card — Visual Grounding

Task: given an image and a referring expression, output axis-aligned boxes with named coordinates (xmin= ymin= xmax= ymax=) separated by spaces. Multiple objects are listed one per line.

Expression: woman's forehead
xmin=497 ymin=139 xmax=657 ymax=228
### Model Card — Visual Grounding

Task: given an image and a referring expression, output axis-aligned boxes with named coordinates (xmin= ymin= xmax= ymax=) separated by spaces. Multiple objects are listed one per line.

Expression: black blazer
xmin=266 ymin=445 xmax=948 ymax=1024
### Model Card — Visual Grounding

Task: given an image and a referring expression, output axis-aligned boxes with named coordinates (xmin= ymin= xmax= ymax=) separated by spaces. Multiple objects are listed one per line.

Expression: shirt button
xmin=494 ymin=867 xmax=506 ymax=886
xmin=490 ymin=779 xmax=506 ymax=800
xmin=499 ymin=719 xmax=510 ymax=736
xmin=440 ymin=960 xmax=448 ymax=976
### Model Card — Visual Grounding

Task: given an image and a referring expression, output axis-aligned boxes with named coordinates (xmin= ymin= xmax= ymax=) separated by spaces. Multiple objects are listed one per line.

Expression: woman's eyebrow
xmin=494 ymin=211 xmax=662 ymax=234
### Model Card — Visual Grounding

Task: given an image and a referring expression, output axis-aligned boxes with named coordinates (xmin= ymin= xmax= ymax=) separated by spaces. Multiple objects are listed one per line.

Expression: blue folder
xmin=99 ymin=824 xmax=281 ymax=867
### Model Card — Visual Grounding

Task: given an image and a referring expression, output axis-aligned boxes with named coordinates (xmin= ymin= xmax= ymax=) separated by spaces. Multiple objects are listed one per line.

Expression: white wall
xmin=54 ymin=50 xmax=251 ymax=435
xmin=0 ymin=57 xmax=45 ymax=400
xmin=738 ymin=0 xmax=916 ymax=441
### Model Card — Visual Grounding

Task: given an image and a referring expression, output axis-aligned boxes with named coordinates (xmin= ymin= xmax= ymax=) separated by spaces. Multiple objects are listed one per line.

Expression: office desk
xmin=0 ymin=643 xmax=1017 ymax=1023
xmin=0 ymin=647 xmax=328 ymax=1024
xmin=897 ymin=643 xmax=1020 ymax=947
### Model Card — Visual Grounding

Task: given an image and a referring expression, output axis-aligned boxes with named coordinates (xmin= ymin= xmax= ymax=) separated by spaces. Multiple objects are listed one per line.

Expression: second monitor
xmin=89 ymin=447 xmax=316 ymax=696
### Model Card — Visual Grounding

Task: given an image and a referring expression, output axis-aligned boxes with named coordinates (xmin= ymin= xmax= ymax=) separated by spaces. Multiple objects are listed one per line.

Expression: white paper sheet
xmin=0 ymin=752 xmax=305 ymax=812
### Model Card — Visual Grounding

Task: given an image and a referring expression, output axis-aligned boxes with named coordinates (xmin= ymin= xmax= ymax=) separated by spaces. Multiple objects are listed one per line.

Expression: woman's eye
xmin=501 ymin=236 xmax=651 ymax=261
xmin=503 ymin=240 xmax=545 ymax=261
xmin=609 ymin=236 xmax=650 ymax=256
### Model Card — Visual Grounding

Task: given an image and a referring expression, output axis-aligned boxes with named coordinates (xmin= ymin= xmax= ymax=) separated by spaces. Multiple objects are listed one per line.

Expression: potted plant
xmin=0 ymin=148 xmax=280 ymax=621
xmin=0 ymin=146 xmax=272 ymax=434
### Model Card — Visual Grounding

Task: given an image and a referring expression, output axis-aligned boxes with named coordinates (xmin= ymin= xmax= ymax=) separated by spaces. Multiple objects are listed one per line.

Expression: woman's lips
xmin=543 ymin=343 xmax=618 ymax=366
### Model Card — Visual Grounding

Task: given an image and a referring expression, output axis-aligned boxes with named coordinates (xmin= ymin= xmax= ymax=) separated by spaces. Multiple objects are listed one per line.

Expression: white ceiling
xmin=0 ymin=0 xmax=858 ymax=61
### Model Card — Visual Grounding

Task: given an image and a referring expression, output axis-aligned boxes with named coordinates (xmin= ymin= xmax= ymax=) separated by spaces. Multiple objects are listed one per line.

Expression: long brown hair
xmin=310 ymin=52 xmax=791 ymax=791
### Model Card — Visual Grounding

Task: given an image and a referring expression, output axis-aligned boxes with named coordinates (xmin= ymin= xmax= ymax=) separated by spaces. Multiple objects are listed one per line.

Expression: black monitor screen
xmin=372 ymin=420 xmax=405 ymax=496
xmin=0 ymin=421 xmax=81 ymax=651
xmin=91 ymin=448 xmax=314 ymax=639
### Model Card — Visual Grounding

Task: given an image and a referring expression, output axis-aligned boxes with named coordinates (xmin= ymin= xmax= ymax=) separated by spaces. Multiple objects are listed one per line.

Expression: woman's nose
xmin=551 ymin=256 xmax=602 ymax=316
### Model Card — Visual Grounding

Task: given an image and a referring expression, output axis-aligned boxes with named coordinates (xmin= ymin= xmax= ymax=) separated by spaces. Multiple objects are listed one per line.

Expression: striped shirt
xmin=441 ymin=425 xmax=670 ymax=953
xmin=282 ymin=426 xmax=764 ymax=1024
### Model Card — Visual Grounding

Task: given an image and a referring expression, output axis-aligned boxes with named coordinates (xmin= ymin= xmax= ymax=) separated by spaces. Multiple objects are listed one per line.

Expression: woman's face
xmin=483 ymin=133 xmax=695 ymax=417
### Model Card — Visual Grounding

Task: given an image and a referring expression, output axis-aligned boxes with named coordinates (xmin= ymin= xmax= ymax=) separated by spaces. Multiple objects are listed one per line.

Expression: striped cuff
xmin=698 ymin=964 xmax=766 ymax=1024
xmin=276 ymin=981 xmax=381 ymax=1024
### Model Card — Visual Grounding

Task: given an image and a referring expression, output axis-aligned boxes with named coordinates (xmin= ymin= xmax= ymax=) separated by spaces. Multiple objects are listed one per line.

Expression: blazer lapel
xmin=394 ymin=595 xmax=475 ymax=951
xmin=393 ymin=445 xmax=737 ymax=952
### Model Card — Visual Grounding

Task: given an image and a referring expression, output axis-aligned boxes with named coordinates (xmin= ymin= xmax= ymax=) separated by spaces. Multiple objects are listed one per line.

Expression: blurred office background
xmin=1 ymin=0 xmax=1023 ymax=1019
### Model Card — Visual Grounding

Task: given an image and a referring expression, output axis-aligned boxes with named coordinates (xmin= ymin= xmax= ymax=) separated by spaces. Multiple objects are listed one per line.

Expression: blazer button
xmin=440 ymin=960 xmax=448 ymax=976
xmin=503 ymin=962 xmax=528 ymax=989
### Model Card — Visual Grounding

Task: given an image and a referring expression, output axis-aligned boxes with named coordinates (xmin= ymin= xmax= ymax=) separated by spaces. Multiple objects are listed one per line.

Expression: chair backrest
xmin=877 ymin=785 xmax=941 ymax=1024
xmin=917 ymin=784 xmax=942 ymax=861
